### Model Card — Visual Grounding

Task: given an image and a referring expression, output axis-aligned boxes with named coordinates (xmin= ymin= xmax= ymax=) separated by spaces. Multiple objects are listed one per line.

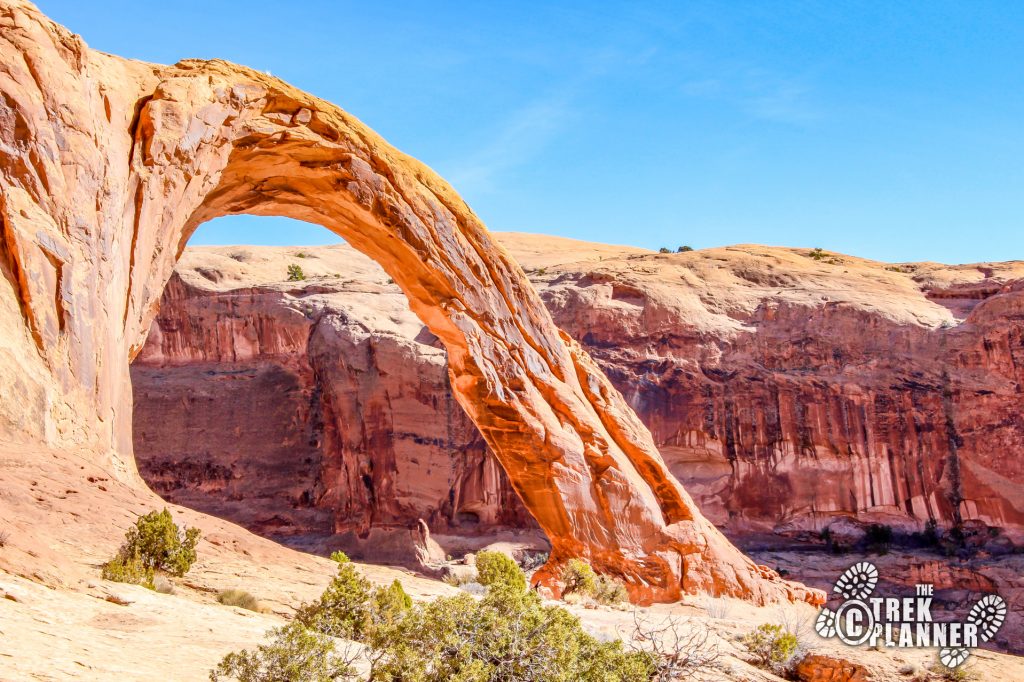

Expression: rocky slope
xmin=135 ymin=236 xmax=1024 ymax=549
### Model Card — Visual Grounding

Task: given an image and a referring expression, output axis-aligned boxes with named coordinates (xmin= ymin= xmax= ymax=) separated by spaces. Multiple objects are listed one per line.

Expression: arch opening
xmin=131 ymin=215 xmax=540 ymax=563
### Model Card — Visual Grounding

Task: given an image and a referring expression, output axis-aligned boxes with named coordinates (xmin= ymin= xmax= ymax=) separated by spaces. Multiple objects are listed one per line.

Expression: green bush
xmin=475 ymin=551 xmax=527 ymax=592
xmin=101 ymin=553 xmax=154 ymax=589
xmin=677 ymin=245 xmax=694 ymax=252
xmin=221 ymin=556 xmax=654 ymax=682
xmin=593 ymin=574 xmax=629 ymax=605
xmin=741 ymin=623 xmax=798 ymax=671
xmin=561 ymin=558 xmax=597 ymax=596
xmin=218 ymin=589 xmax=261 ymax=612
xmin=287 ymin=264 xmax=306 ymax=281
xmin=210 ymin=621 xmax=356 ymax=682
xmin=362 ymin=579 xmax=651 ymax=681
xmin=658 ymin=247 xmax=671 ymax=254
xmin=296 ymin=551 xmax=373 ymax=639
xmin=103 ymin=509 xmax=199 ymax=587
xmin=561 ymin=559 xmax=628 ymax=605
xmin=866 ymin=523 xmax=893 ymax=554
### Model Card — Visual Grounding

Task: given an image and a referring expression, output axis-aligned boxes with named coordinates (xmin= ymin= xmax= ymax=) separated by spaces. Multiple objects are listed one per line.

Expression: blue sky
xmin=40 ymin=1 xmax=1024 ymax=263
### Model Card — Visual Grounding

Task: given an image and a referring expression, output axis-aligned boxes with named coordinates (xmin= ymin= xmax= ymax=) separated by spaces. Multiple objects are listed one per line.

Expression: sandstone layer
xmin=0 ymin=0 xmax=815 ymax=604
xmin=136 ymin=237 xmax=1024 ymax=549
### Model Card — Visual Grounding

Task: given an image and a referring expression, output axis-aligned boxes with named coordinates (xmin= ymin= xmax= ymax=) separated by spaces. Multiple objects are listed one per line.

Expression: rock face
xmin=535 ymin=245 xmax=1024 ymax=540
xmin=133 ymin=248 xmax=533 ymax=542
xmin=0 ymin=0 xmax=816 ymax=605
xmin=136 ymin=238 xmax=1024 ymax=550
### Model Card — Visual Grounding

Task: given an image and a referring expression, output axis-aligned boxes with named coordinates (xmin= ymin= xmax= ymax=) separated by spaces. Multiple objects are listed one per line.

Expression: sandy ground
xmin=1 ymin=440 xmax=1022 ymax=680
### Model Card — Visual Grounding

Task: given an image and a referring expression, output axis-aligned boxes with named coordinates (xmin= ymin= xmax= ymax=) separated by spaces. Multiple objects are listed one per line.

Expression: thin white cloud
xmin=442 ymin=95 xmax=573 ymax=195
xmin=682 ymin=66 xmax=820 ymax=125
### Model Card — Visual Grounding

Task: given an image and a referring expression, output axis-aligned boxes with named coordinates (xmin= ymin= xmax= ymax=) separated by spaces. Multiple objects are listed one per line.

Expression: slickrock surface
xmin=137 ymin=237 xmax=1024 ymax=547
xmin=0 ymin=0 xmax=814 ymax=607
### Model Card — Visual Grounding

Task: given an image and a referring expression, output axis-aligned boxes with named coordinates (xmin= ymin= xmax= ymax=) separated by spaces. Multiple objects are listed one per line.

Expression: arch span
xmin=0 ymin=0 xmax=821 ymax=605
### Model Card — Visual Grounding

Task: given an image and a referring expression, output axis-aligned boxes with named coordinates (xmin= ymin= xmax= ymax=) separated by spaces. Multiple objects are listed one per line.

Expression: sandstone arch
xmin=0 ymin=0 xmax=821 ymax=605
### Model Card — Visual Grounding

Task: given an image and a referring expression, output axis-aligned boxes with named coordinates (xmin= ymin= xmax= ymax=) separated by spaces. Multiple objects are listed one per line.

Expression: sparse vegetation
xmin=218 ymin=589 xmax=261 ymax=612
xmin=210 ymin=621 xmax=359 ymax=682
xmin=629 ymin=612 xmax=719 ymax=680
xmin=102 ymin=509 xmax=200 ymax=589
xmin=740 ymin=623 xmax=799 ymax=674
xmin=296 ymin=551 xmax=374 ymax=639
xmin=217 ymin=551 xmax=657 ymax=681
xmin=287 ymin=264 xmax=306 ymax=281
xmin=929 ymin=658 xmax=979 ymax=681
xmin=295 ymin=251 xmax=311 ymax=259
xmin=677 ymin=245 xmax=694 ymax=252
xmin=886 ymin=264 xmax=914 ymax=274
xmin=561 ymin=558 xmax=597 ymax=596
xmin=153 ymin=575 xmax=177 ymax=595
xmin=101 ymin=553 xmax=155 ymax=589
xmin=658 ymin=247 xmax=672 ymax=254
xmin=520 ymin=550 xmax=549 ymax=573
xmin=702 ymin=596 xmax=731 ymax=619
xmin=475 ymin=550 xmax=527 ymax=592
xmin=560 ymin=558 xmax=629 ymax=606
xmin=866 ymin=523 xmax=893 ymax=554
xmin=807 ymin=247 xmax=844 ymax=265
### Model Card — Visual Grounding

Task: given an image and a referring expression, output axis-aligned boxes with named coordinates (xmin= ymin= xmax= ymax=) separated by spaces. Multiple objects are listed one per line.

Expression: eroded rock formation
xmin=137 ymin=238 xmax=1024 ymax=550
xmin=132 ymin=250 xmax=532 ymax=543
xmin=0 ymin=0 xmax=817 ymax=604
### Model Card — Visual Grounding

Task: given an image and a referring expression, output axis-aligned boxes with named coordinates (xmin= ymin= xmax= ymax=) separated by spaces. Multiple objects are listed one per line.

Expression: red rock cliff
xmin=135 ymin=238 xmax=1024 ymax=549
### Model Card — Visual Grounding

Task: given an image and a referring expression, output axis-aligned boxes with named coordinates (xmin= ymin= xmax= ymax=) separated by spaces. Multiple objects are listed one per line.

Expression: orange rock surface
xmin=0 ymin=0 xmax=819 ymax=605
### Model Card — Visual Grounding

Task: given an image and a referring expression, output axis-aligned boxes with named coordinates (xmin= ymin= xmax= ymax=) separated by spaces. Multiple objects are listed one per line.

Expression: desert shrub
xmin=218 ymin=589 xmax=261 ymax=612
xmin=631 ymin=612 xmax=719 ymax=680
xmin=287 ymin=264 xmax=306 ymax=281
xmin=295 ymin=251 xmax=310 ymax=259
xmin=520 ymin=550 xmax=549 ymax=573
xmin=223 ymin=554 xmax=653 ymax=682
xmin=702 ymin=596 xmax=731 ymax=619
xmin=677 ymin=245 xmax=694 ymax=252
xmin=101 ymin=553 xmax=154 ymax=589
xmin=741 ymin=623 xmax=799 ymax=672
xmin=594 ymin=574 xmax=629 ymax=606
xmin=658 ymin=247 xmax=671 ymax=254
xmin=561 ymin=558 xmax=597 ymax=596
xmin=103 ymin=509 xmax=199 ymax=587
xmin=370 ymin=579 xmax=412 ymax=627
xmin=560 ymin=559 xmax=627 ymax=606
xmin=364 ymin=584 xmax=652 ymax=681
xmin=458 ymin=581 xmax=487 ymax=596
xmin=153 ymin=575 xmax=176 ymax=595
xmin=929 ymin=658 xmax=978 ymax=681
xmin=808 ymin=247 xmax=826 ymax=260
xmin=126 ymin=508 xmax=199 ymax=575
xmin=866 ymin=524 xmax=893 ymax=554
xmin=209 ymin=621 xmax=357 ymax=682
xmin=296 ymin=551 xmax=374 ymax=639
xmin=475 ymin=550 xmax=527 ymax=592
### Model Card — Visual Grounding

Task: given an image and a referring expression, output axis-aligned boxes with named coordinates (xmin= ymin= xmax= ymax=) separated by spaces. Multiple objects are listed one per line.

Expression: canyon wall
xmin=133 ymin=251 xmax=532 ymax=543
xmin=134 ymin=237 xmax=1024 ymax=547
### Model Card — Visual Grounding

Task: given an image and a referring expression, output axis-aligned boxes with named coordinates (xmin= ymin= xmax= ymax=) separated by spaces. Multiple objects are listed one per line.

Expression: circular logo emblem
xmin=834 ymin=599 xmax=875 ymax=646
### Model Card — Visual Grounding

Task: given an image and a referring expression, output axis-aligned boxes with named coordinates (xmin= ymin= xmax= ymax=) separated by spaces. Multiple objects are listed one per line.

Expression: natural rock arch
xmin=0 ymin=0 xmax=820 ymax=605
